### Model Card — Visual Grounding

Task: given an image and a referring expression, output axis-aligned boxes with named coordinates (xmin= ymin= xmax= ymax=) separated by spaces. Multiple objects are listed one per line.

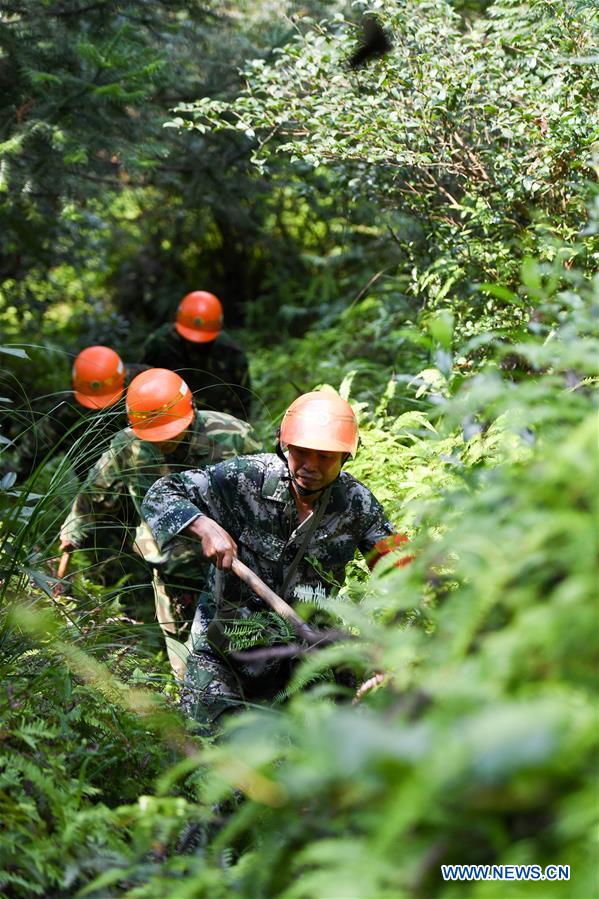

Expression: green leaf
xmin=478 ymin=282 xmax=523 ymax=305
xmin=0 ymin=346 xmax=29 ymax=359
xmin=521 ymin=257 xmax=542 ymax=292
xmin=427 ymin=310 xmax=454 ymax=349
xmin=1 ymin=472 xmax=17 ymax=490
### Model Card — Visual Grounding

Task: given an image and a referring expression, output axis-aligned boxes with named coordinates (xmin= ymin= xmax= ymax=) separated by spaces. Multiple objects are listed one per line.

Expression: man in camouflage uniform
xmin=142 ymin=390 xmax=395 ymax=727
xmin=58 ymin=368 xmax=260 ymax=678
xmin=141 ymin=290 xmax=251 ymax=421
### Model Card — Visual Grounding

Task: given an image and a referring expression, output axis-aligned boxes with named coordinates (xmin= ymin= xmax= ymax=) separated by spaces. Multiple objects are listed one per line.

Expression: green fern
xmin=223 ymin=612 xmax=295 ymax=651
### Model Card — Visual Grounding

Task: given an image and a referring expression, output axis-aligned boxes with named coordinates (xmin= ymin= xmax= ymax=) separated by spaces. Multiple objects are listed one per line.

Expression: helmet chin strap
xmin=290 ymin=474 xmax=328 ymax=497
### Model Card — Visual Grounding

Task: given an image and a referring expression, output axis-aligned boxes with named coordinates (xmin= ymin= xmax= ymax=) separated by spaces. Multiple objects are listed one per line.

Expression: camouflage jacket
xmin=140 ymin=324 xmax=251 ymax=421
xmin=60 ymin=409 xmax=260 ymax=563
xmin=141 ymin=453 xmax=394 ymax=612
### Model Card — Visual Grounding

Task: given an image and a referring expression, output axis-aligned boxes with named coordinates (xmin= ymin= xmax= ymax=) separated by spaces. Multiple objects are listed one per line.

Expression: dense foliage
xmin=1 ymin=0 xmax=597 ymax=896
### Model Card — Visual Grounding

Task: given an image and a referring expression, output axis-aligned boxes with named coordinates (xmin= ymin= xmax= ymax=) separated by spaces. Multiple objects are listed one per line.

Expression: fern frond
xmin=224 ymin=612 xmax=295 ymax=651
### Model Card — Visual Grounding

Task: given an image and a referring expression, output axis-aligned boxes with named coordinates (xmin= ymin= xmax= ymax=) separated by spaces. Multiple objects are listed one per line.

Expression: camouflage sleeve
xmin=141 ymin=469 xmax=216 ymax=551
xmin=59 ymin=440 xmax=126 ymax=549
xmin=241 ymin=426 xmax=261 ymax=455
xmin=202 ymin=412 xmax=262 ymax=459
xmin=231 ymin=418 xmax=261 ymax=456
xmin=357 ymin=494 xmax=395 ymax=557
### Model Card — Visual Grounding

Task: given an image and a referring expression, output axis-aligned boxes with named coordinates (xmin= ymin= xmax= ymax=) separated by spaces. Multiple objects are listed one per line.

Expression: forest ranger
xmin=142 ymin=390 xmax=403 ymax=728
xmin=141 ymin=291 xmax=252 ymax=421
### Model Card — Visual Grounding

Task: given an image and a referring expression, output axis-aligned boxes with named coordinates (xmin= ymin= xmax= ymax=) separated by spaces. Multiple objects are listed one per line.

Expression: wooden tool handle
xmin=231 ymin=557 xmax=321 ymax=644
xmin=57 ymin=550 xmax=71 ymax=580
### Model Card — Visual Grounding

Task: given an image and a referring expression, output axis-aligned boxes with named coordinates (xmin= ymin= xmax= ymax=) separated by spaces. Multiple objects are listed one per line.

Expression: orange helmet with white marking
xmin=280 ymin=391 xmax=359 ymax=456
xmin=72 ymin=346 xmax=125 ymax=409
xmin=126 ymin=369 xmax=193 ymax=442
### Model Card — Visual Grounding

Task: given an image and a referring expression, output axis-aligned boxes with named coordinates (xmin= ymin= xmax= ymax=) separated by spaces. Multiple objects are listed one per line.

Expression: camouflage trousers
xmin=152 ymin=569 xmax=204 ymax=681
xmin=180 ymin=599 xmax=292 ymax=732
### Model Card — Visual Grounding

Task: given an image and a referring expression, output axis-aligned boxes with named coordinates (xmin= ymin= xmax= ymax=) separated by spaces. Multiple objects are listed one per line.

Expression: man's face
xmin=155 ymin=427 xmax=187 ymax=455
xmin=287 ymin=444 xmax=344 ymax=492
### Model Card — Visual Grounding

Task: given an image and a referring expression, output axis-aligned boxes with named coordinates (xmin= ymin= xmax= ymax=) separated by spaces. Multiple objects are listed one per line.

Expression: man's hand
xmin=184 ymin=516 xmax=237 ymax=571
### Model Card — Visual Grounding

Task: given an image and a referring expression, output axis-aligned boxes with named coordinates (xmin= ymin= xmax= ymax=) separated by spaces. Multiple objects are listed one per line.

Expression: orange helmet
xmin=126 ymin=368 xmax=194 ymax=442
xmin=175 ymin=291 xmax=223 ymax=343
xmin=72 ymin=346 xmax=125 ymax=409
xmin=280 ymin=391 xmax=359 ymax=456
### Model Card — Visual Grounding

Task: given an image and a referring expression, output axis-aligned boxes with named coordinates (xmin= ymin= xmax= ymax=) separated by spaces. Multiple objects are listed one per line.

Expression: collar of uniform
xmin=261 ymin=457 xmax=292 ymax=503
xmin=122 ymin=427 xmax=162 ymax=463
xmin=261 ymin=458 xmax=348 ymax=510
xmin=327 ymin=473 xmax=349 ymax=514
xmin=176 ymin=409 xmax=205 ymax=461
xmin=189 ymin=408 xmax=205 ymax=439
